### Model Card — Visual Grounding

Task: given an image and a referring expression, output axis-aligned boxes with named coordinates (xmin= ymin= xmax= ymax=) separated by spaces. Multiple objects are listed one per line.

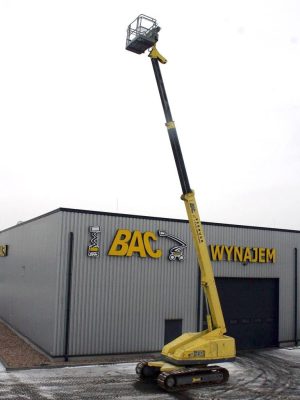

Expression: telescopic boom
xmin=149 ymin=46 xmax=227 ymax=332
xmin=126 ymin=15 xmax=235 ymax=392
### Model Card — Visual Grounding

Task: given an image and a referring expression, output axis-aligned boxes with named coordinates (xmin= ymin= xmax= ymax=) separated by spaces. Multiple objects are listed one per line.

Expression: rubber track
xmin=136 ymin=361 xmax=160 ymax=381
xmin=157 ymin=365 xmax=229 ymax=392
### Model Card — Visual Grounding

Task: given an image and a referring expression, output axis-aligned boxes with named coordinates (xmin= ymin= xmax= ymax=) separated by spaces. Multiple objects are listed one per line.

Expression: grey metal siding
xmin=53 ymin=211 xmax=198 ymax=356
xmin=0 ymin=213 xmax=62 ymax=354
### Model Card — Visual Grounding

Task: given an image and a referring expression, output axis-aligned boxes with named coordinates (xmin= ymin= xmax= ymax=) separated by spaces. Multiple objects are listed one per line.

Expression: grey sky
xmin=0 ymin=0 xmax=299 ymax=231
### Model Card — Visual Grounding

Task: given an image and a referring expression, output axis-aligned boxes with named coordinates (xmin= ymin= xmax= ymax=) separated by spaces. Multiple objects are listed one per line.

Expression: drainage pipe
xmin=295 ymin=248 xmax=298 ymax=346
xmin=64 ymin=232 xmax=74 ymax=362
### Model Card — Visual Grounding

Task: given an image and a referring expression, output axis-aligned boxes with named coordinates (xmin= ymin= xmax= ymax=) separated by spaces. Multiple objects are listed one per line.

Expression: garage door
xmin=205 ymin=278 xmax=279 ymax=350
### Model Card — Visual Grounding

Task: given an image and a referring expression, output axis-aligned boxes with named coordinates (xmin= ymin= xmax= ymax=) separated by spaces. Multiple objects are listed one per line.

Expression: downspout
xmin=64 ymin=232 xmax=74 ymax=362
xmin=295 ymin=248 xmax=298 ymax=346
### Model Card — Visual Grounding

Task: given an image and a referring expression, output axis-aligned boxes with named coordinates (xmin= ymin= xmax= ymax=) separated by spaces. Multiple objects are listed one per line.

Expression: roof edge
xmin=0 ymin=206 xmax=299 ymax=234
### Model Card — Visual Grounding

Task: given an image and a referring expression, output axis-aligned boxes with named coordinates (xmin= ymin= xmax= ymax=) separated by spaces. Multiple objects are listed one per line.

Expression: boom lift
xmin=126 ymin=15 xmax=236 ymax=392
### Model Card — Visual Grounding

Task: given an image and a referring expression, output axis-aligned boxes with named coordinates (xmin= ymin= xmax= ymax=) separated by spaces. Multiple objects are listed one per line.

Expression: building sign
xmin=87 ymin=226 xmax=101 ymax=257
xmin=108 ymin=229 xmax=162 ymax=258
xmin=158 ymin=230 xmax=187 ymax=261
xmin=209 ymin=245 xmax=276 ymax=264
xmin=107 ymin=229 xmax=186 ymax=261
xmin=87 ymin=226 xmax=276 ymax=265
xmin=0 ymin=245 xmax=8 ymax=257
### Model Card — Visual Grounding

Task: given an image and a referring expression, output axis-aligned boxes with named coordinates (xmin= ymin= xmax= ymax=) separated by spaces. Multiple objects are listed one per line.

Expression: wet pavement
xmin=0 ymin=348 xmax=299 ymax=399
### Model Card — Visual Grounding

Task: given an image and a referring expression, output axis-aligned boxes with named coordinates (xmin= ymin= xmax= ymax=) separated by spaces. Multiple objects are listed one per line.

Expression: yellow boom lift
xmin=126 ymin=15 xmax=236 ymax=392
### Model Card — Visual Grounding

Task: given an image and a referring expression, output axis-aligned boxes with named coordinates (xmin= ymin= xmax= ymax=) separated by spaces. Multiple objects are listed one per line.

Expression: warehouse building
xmin=0 ymin=207 xmax=299 ymax=358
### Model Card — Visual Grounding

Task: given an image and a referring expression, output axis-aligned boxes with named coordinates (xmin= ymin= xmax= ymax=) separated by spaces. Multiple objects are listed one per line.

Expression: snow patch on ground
xmin=0 ymin=352 xmax=299 ymax=399
xmin=272 ymin=347 xmax=300 ymax=363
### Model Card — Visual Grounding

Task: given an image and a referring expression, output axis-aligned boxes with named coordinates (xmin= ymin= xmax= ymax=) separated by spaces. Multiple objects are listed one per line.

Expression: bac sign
xmin=108 ymin=229 xmax=162 ymax=258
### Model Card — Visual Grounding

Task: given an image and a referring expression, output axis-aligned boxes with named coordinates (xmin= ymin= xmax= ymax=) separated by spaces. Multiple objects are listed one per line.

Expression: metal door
xmin=205 ymin=278 xmax=279 ymax=350
xmin=164 ymin=319 xmax=182 ymax=344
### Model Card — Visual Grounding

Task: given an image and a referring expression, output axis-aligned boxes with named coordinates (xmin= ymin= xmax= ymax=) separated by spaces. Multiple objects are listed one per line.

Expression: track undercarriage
xmin=136 ymin=360 xmax=229 ymax=392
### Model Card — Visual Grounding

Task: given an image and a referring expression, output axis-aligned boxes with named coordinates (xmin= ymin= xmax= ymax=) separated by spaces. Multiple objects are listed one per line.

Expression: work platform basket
xmin=126 ymin=14 xmax=160 ymax=54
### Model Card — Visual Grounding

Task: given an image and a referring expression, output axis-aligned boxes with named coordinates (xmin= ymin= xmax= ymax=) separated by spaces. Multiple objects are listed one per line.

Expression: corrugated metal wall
xmin=54 ymin=210 xmax=198 ymax=356
xmin=0 ymin=212 xmax=62 ymax=354
xmin=1 ymin=208 xmax=300 ymax=357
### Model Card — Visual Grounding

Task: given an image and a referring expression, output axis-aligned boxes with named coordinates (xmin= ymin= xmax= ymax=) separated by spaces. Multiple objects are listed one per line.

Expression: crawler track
xmin=136 ymin=360 xmax=229 ymax=392
xmin=157 ymin=365 xmax=229 ymax=392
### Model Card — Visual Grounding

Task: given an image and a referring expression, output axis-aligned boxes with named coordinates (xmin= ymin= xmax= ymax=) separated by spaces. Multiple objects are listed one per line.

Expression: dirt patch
xmin=0 ymin=321 xmax=51 ymax=369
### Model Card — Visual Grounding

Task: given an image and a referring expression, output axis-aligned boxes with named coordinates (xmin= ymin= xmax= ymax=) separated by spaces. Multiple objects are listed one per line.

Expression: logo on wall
xmin=0 ymin=245 xmax=8 ymax=257
xmin=158 ymin=230 xmax=187 ymax=261
xmin=87 ymin=226 xmax=101 ymax=257
xmin=107 ymin=229 xmax=187 ymax=261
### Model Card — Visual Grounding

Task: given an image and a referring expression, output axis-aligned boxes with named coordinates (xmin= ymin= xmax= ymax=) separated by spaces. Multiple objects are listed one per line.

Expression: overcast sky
xmin=0 ymin=0 xmax=299 ymax=231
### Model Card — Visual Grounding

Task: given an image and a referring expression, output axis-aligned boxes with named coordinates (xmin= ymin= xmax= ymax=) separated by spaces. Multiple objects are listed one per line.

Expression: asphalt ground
xmin=0 ymin=348 xmax=299 ymax=399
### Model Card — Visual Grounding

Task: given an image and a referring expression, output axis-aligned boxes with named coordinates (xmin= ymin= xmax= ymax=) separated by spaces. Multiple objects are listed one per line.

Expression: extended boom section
xmin=149 ymin=50 xmax=235 ymax=369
